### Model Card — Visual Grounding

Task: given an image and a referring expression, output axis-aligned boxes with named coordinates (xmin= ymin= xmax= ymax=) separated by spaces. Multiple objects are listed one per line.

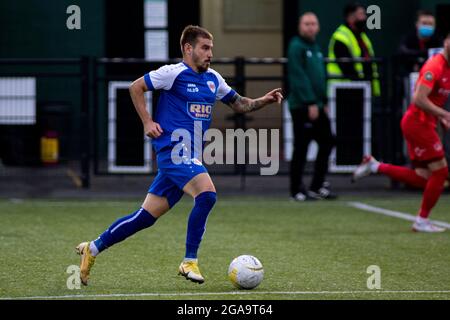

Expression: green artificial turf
xmin=1 ymin=195 xmax=450 ymax=300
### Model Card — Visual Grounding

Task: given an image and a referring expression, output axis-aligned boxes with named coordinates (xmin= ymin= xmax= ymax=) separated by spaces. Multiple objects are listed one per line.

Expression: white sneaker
xmin=412 ymin=220 xmax=446 ymax=233
xmin=352 ymin=155 xmax=379 ymax=182
xmin=290 ymin=192 xmax=317 ymax=201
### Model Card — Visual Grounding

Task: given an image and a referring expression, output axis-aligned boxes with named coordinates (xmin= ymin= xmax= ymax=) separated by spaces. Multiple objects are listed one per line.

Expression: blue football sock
xmin=93 ymin=207 xmax=156 ymax=253
xmin=185 ymin=191 xmax=217 ymax=259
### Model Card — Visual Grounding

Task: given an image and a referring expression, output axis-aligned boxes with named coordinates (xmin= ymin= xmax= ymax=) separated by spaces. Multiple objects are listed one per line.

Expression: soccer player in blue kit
xmin=76 ymin=25 xmax=283 ymax=285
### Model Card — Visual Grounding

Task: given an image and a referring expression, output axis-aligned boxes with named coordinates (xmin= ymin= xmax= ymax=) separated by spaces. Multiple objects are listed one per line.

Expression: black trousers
xmin=289 ymin=107 xmax=335 ymax=196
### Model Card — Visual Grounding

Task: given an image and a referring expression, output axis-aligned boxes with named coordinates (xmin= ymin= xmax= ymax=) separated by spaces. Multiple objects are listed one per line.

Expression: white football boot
xmin=412 ymin=219 xmax=446 ymax=233
xmin=352 ymin=155 xmax=380 ymax=183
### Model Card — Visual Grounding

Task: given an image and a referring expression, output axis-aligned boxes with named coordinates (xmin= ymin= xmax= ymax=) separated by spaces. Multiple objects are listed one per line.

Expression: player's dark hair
xmin=416 ymin=9 xmax=434 ymax=22
xmin=343 ymin=2 xmax=365 ymax=19
xmin=180 ymin=25 xmax=213 ymax=53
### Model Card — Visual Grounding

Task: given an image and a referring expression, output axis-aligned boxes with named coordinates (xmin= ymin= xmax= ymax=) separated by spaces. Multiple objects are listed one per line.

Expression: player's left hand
xmin=263 ymin=88 xmax=284 ymax=104
xmin=441 ymin=118 xmax=450 ymax=131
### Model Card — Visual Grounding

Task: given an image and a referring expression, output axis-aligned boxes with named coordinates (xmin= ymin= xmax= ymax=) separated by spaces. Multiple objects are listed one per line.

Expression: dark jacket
xmin=398 ymin=30 xmax=443 ymax=72
xmin=287 ymin=35 xmax=327 ymax=110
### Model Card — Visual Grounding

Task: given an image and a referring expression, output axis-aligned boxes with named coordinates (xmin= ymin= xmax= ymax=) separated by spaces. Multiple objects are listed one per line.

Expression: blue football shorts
xmin=148 ymin=148 xmax=208 ymax=208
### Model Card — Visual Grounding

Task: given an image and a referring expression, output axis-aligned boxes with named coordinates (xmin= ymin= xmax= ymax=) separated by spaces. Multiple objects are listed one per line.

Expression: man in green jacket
xmin=287 ymin=12 xmax=336 ymax=201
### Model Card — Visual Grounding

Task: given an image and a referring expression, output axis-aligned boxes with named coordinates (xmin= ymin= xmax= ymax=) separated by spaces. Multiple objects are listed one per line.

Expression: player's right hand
xmin=144 ymin=120 xmax=163 ymax=138
xmin=308 ymin=104 xmax=319 ymax=121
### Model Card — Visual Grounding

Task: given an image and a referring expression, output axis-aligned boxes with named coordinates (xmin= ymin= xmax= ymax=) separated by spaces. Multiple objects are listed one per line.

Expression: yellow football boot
xmin=75 ymin=242 xmax=96 ymax=286
xmin=178 ymin=260 xmax=205 ymax=284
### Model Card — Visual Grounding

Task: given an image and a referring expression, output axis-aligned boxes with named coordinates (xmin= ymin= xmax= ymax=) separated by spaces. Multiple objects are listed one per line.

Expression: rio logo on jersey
xmin=187 ymin=102 xmax=213 ymax=121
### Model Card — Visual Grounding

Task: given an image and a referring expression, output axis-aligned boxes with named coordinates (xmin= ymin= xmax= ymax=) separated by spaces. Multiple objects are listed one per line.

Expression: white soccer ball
xmin=228 ymin=255 xmax=264 ymax=290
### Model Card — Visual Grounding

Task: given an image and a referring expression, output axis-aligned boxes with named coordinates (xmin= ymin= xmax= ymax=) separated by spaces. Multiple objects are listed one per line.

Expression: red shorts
xmin=401 ymin=113 xmax=445 ymax=167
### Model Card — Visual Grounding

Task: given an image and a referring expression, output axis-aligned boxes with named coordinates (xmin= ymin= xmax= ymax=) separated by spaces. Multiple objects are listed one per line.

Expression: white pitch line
xmin=348 ymin=201 xmax=450 ymax=229
xmin=2 ymin=290 xmax=450 ymax=300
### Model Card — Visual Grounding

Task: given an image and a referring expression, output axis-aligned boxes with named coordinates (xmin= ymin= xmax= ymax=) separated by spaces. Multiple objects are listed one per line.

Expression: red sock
xmin=378 ymin=163 xmax=427 ymax=189
xmin=419 ymin=167 xmax=448 ymax=218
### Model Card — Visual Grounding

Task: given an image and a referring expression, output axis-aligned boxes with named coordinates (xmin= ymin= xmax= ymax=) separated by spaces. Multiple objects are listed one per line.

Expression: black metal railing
xmin=0 ymin=58 xmax=91 ymax=188
xmin=0 ymin=55 xmax=419 ymax=190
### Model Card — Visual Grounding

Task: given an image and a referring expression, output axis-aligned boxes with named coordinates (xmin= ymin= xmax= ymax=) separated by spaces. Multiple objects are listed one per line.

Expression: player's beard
xmin=193 ymin=53 xmax=210 ymax=72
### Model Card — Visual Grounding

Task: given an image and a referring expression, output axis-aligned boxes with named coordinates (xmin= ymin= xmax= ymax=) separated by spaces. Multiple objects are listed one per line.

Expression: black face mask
xmin=355 ymin=19 xmax=366 ymax=31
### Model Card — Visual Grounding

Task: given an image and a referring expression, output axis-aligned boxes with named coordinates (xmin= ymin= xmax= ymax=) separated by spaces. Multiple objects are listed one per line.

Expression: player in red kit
xmin=353 ymin=33 xmax=450 ymax=232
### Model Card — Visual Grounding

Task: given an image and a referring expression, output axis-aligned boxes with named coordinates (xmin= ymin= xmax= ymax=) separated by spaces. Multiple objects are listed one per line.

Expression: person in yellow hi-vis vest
xmin=327 ymin=2 xmax=380 ymax=96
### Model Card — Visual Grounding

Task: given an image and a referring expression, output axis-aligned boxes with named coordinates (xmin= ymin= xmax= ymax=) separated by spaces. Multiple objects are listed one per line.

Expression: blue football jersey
xmin=143 ymin=62 xmax=236 ymax=154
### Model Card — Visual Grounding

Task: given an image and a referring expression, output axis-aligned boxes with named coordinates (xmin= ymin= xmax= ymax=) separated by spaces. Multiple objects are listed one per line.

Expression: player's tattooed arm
xmin=228 ymin=94 xmax=265 ymax=113
xmin=228 ymin=88 xmax=283 ymax=114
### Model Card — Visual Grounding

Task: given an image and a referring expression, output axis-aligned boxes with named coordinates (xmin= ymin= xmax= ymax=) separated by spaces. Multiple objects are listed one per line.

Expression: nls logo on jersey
xmin=187 ymin=102 xmax=213 ymax=121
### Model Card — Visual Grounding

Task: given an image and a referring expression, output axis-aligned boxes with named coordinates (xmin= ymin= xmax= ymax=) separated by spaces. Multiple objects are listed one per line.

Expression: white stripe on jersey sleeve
xmin=148 ymin=62 xmax=187 ymax=91
xmin=208 ymin=68 xmax=234 ymax=100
